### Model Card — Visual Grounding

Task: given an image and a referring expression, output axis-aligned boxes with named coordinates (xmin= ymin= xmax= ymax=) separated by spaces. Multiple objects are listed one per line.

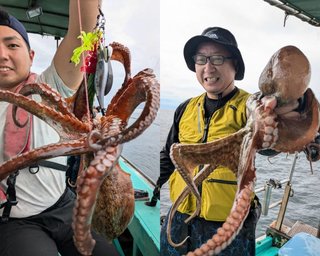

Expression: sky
xmin=27 ymin=0 xmax=320 ymax=110
xmin=161 ymin=0 xmax=320 ymax=109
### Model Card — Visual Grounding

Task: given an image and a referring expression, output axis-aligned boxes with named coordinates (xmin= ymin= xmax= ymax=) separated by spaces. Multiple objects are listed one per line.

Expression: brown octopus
xmin=166 ymin=45 xmax=320 ymax=255
xmin=0 ymin=42 xmax=160 ymax=256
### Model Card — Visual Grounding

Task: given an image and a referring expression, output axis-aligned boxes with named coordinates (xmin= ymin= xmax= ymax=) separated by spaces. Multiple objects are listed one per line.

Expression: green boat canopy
xmin=0 ymin=0 xmax=69 ymax=38
xmin=0 ymin=1 xmax=319 ymax=38
xmin=264 ymin=0 xmax=320 ymax=26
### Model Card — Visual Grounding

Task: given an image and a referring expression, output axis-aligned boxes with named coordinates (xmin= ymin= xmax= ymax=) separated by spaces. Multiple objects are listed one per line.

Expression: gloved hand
xmin=145 ymin=184 xmax=160 ymax=207
xmin=304 ymin=133 xmax=320 ymax=162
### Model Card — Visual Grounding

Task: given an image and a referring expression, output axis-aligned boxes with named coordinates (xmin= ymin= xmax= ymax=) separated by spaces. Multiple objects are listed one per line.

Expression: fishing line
xmin=76 ymin=0 xmax=90 ymax=121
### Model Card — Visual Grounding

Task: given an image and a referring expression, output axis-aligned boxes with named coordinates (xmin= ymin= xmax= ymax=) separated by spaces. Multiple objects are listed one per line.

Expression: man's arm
xmin=158 ymin=100 xmax=191 ymax=188
xmin=53 ymin=0 xmax=101 ymax=90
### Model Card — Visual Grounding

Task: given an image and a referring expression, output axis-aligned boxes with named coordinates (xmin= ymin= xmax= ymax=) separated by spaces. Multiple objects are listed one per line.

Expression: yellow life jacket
xmin=169 ymin=89 xmax=250 ymax=221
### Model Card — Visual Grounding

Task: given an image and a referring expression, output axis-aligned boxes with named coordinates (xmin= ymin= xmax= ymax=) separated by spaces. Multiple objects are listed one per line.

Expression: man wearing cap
xmin=159 ymin=27 xmax=261 ymax=255
xmin=0 ymin=1 xmax=119 ymax=256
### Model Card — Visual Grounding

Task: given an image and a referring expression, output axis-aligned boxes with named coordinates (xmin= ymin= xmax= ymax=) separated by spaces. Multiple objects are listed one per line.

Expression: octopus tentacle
xmin=106 ymin=68 xmax=155 ymax=119
xmin=167 ymin=129 xmax=248 ymax=247
xmin=110 ymin=41 xmax=131 ymax=85
xmin=186 ymin=136 xmax=256 ymax=256
xmin=16 ymin=83 xmax=72 ymax=115
xmin=99 ymin=70 xmax=159 ymax=145
xmin=169 ymin=143 xmax=202 ymax=223
xmin=72 ymin=145 xmax=121 ymax=256
xmin=186 ymin=189 xmax=253 ymax=256
xmin=12 ymin=83 xmax=75 ymax=128
xmin=167 ymin=164 xmax=213 ymax=247
xmin=73 ymin=106 xmax=133 ymax=255
xmin=0 ymin=138 xmax=88 ymax=181
xmin=119 ymin=72 xmax=160 ymax=142
xmin=95 ymin=116 xmax=126 ymax=147
xmin=170 ymin=128 xmax=248 ymax=172
xmin=0 ymin=89 xmax=90 ymax=139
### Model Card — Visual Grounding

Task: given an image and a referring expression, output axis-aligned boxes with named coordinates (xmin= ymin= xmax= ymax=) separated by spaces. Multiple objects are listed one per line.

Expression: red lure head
xmin=81 ymin=43 xmax=99 ymax=74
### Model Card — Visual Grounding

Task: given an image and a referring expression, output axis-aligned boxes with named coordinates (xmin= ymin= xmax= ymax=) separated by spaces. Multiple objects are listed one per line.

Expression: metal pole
xmin=262 ymin=182 xmax=273 ymax=216
xmin=275 ymin=152 xmax=298 ymax=231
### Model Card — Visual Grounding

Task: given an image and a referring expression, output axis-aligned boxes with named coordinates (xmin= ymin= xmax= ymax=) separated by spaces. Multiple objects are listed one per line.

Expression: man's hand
xmin=304 ymin=133 xmax=320 ymax=162
xmin=249 ymin=92 xmax=305 ymax=150
xmin=247 ymin=93 xmax=279 ymax=149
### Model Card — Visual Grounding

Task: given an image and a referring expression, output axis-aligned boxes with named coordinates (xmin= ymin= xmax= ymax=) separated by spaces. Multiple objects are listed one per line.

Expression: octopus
xmin=0 ymin=42 xmax=160 ymax=256
xmin=166 ymin=45 xmax=320 ymax=255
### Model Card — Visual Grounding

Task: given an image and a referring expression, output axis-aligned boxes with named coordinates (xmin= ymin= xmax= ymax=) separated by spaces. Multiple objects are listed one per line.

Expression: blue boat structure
xmin=0 ymin=1 xmax=160 ymax=255
xmin=254 ymin=152 xmax=320 ymax=256
xmin=116 ymin=157 xmax=160 ymax=256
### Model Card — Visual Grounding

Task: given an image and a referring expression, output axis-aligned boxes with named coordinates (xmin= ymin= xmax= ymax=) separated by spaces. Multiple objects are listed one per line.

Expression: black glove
xmin=145 ymin=184 xmax=160 ymax=207
xmin=304 ymin=133 xmax=320 ymax=162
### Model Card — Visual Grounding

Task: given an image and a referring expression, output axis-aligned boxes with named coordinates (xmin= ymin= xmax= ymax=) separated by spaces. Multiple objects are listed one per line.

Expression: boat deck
xmin=115 ymin=158 xmax=160 ymax=256
xmin=256 ymin=236 xmax=279 ymax=256
xmin=287 ymin=221 xmax=318 ymax=237
xmin=256 ymin=220 xmax=319 ymax=256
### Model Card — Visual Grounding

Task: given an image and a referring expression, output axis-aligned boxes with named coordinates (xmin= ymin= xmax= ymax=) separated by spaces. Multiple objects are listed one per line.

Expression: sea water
xmin=122 ymin=108 xmax=161 ymax=184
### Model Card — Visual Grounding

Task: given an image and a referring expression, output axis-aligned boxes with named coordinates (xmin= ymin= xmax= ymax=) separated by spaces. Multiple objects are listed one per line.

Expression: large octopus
xmin=0 ymin=42 xmax=160 ymax=256
xmin=166 ymin=45 xmax=320 ymax=255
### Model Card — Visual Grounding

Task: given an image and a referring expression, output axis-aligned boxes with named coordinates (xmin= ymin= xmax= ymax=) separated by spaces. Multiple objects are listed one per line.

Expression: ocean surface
xmin=121 ymin=108 xmax=160 ymax=184
xmin=125 ymin=108 xmax=320 ymax=238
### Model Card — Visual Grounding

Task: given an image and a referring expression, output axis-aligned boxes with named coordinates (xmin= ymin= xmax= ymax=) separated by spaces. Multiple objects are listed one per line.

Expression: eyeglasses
xmin=192 ymin=54 xmax=234 ymax=66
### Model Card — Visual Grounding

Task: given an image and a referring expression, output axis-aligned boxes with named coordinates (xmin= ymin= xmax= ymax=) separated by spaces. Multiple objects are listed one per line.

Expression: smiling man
xmin=159 ymin=27 xmax=259 ymax=256
xmin=0 ymin=1 xmax=120 ymax=256
xmin=0 ymin=27 xmax=34 ymax=91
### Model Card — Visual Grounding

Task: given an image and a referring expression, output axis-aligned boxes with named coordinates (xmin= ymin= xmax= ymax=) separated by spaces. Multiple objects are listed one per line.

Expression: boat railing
xmin=121 ymin=155 xmax=156 ymax=187
xmin=255 ymin=153 xmax=298 ymax=231
xmin=255 ymin=177 xmax=290 ymax=215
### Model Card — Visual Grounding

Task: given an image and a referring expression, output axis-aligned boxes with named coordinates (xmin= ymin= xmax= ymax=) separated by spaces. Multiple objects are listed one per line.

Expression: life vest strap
xmin=1 ymin=161 xmax=68 ymax=222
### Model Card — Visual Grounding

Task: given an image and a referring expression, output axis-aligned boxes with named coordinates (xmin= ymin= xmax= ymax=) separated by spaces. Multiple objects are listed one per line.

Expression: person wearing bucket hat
xmin=159 ymin=27 xmax=261 ymax=256
xmin=158 ymin=26 xmax=307 ymax=255
xmin=0 ymin=2 xmax=120 ymax=256
xmin=184 ymin=27 xmax=245 ymax=80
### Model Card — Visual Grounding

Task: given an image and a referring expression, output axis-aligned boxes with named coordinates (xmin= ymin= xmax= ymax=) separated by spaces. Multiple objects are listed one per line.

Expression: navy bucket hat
xmin=0 ymin=9 xmax=30 ymax=48
xmin=183 ymin=27 xmax=245 ymax=80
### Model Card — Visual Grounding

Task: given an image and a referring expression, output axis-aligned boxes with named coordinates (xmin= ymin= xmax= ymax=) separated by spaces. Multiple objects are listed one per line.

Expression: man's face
xmin=195 ymin=42 xmax=236 ymax=99
xmin=0 ymin=25 xmax=34 ymax=91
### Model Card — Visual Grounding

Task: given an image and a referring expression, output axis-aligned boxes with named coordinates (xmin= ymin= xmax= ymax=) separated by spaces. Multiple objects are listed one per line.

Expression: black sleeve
xmin=158 ymin=99 xmax=191 ymax=188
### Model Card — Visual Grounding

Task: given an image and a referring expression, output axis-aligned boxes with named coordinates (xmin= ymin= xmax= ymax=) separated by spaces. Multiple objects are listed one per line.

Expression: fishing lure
xmin=71 ymin=8 xmax=114 ymax=112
